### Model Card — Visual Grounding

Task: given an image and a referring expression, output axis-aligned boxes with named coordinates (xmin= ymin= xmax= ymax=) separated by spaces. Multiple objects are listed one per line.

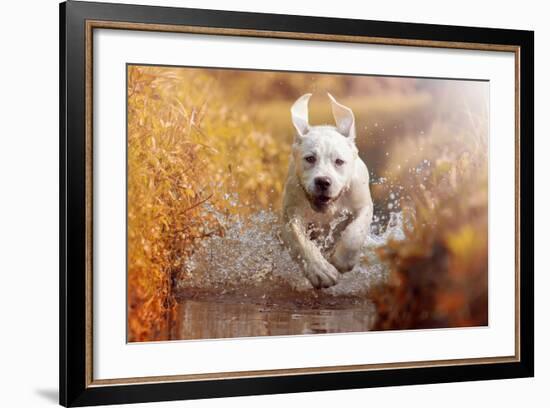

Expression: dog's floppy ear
xmin=328 ymin=93 xmax=356 ymax=141
xmin=291 ymin=93 xmax=312 ymax=139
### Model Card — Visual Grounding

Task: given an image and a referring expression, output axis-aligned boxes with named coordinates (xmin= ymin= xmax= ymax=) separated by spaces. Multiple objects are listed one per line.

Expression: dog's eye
xmin=335 ymin=158 xmax=345 ymax=166
xmin=304 ymin=156 xmax=316 ymax=164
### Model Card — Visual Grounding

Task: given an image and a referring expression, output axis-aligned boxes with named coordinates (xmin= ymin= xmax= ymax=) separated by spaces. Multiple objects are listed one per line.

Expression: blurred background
xmin=127 ymin=65 xmax=489 ymax=342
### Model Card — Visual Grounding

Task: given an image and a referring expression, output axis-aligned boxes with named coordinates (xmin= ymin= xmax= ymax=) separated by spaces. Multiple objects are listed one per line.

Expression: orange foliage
xmin=126 ymin=66 xmax=290 ymax=341
xmin=371 ymin=114 xmax=489 ymax=329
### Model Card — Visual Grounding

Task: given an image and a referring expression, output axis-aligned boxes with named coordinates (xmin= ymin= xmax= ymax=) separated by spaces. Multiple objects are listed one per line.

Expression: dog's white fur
xmin=281 ymin=93 xmax=373 ymax=288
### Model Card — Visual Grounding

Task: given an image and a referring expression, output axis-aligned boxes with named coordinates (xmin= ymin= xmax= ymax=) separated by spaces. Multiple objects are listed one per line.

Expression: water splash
xmin=178 ymin=202 xmax=406 ymax=301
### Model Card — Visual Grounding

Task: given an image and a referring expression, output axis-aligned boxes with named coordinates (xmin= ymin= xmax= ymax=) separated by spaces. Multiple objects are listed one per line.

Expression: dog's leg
xmin=282 ymin=216 xmax=339 ymax=288
xmin=331 ymin=208 xmax=372 ymax=272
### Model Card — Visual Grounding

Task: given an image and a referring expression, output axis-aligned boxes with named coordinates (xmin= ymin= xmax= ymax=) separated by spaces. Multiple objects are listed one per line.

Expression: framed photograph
xmin=60 ymin=1 xmax=534 ymax=406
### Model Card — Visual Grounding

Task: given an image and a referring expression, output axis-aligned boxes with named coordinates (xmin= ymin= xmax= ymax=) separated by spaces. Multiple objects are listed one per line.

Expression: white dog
xmin=281 ymin=93 xmax=373 ymax=288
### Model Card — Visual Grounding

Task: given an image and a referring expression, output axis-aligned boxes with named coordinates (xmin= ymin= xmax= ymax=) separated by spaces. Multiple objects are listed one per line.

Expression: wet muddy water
xmin=174 ymin=295 xmax=376 ymax=340
xmin=173 ymin=209 xmax=405 ymax=341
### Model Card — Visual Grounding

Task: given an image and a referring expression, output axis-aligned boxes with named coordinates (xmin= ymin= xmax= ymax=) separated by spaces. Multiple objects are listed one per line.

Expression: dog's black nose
xmin=314 ymin=177 xmax=332 ymax=191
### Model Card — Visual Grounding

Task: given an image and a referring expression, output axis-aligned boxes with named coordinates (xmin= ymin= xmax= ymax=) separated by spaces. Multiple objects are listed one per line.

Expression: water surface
xmin=173 ymin=208 xmax=405 ymax=341
xmin=176 ymin=296 xmax=376 ymax=340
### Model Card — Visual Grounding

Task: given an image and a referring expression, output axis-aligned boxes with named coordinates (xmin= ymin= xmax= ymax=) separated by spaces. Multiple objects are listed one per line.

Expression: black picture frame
xmin=60 ymin=1 xmax=534 ymax=406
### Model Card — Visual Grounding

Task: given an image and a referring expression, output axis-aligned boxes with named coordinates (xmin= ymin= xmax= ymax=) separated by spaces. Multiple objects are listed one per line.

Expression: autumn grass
xmin=127 ymin=66 xmax=289 ymax=341
xmin=370 ymin=96 xmax=489 ymax=329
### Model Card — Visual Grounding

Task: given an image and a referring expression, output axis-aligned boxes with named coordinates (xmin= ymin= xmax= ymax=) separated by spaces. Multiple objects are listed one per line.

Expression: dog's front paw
xmin=304 ymin=261 xmax=339 ymax=289
xmin=331 ymin=246 xmax=360 ymax=273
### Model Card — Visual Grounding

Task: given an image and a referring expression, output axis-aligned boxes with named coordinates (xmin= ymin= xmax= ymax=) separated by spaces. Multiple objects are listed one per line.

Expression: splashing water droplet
xmin=180 ymin=201 xmax=408 ymax=299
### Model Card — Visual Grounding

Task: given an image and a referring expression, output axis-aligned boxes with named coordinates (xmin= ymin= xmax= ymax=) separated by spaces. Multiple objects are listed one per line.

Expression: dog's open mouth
xmin=316 ymin=195 xmax=331 ymax=204
xmin=298 ymin=181 xmax=341 ymax=213
xmin=311 ymin=195 xmax=333 ymax=212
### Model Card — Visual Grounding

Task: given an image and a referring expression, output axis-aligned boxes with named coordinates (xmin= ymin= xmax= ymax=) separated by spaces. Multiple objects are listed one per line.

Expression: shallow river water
xmin=173 ymin=208 xmax=405 ymax=341
xmin=176 ymin=297 xmax=376 ymax=340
